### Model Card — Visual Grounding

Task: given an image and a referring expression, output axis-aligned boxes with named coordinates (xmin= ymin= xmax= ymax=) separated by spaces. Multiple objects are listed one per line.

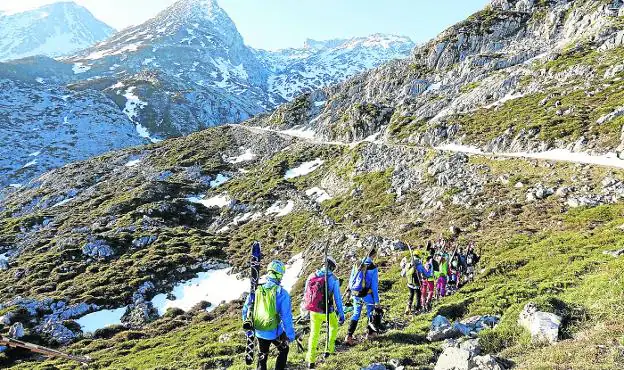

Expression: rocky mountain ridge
xmin=0 ymin=0 xmax=414 ymax=189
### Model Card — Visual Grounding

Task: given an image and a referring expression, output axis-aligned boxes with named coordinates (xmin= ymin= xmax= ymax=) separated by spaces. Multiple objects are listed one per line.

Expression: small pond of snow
xmin=266 ymin=200 xmax=295 ymax=217
xmin=284 ymin=158 xmax=324 ymax=179
xmin=151 ymin=268 xmax=248 ymax=314
xmin=305 ymin=187 xmax=332 ymax=203
xmin=76 ymin=306 xmax=127 ymax=333
xmin=210 ymin=174 xmax=230 ymax=188
xmin=187 ymin=193 xmax=231 ymax=209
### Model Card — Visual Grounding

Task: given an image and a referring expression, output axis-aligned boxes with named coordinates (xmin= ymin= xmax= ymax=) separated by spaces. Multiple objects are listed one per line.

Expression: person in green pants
xmin=302 ymin=256 xmax=345 ymax=369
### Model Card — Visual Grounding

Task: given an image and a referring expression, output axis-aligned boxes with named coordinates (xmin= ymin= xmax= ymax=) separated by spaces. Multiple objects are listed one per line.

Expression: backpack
xmin=253 ymin=284 xmax=280 ymax=331
xmin=406 ymin=265 xmax=420 ymax=287
xmin=303 ymin=274 xmax=333 ymax=313
xmin=349 ymin=263 xmax=370 ymax=297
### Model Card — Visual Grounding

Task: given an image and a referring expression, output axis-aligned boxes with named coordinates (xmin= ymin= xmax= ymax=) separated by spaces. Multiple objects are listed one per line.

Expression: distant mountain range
xmin=0 ymin=2 xmax=115 ymax=62
xmin=0 ymin=0 xmax=414 ymax=189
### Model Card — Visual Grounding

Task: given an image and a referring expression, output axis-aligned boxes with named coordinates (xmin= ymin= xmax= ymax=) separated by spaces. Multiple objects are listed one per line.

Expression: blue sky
xmin=0 ymin=0 xmax=488 ymax=50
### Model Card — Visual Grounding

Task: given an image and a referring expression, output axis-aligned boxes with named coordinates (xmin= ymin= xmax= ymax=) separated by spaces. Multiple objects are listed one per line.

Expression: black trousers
xmin=257 ymin=337 xmax=289 ymax=370
xmin=408 ymin=286 xmax=421 ymax=310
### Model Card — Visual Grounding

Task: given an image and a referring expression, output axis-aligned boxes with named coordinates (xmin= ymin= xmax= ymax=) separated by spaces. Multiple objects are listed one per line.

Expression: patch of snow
xmin=125 ymin=159 xmax=141 ymax=167
xmin=305 ymin=187 xmax=332 ymax=203
xmin=29 ymin=151 xmax=41 ymax=157
xmin=284 ymin=158 xmax=324 ymax=179
xmin=210 ymin=174 xmax=230 ymax=188
xmin=280 ymin=126 xmax=317 ymax=139
xmin=224 ymin=148 xmax=256 ymax=164
xmin=314 ymin=100 xmax=327 ymax=107
xmin=281 ymin=253 xmax=304 ymax=292
xmin=426 ymin=82 xmax=442 ymax=92
xmin=51 ymin=198 xmax=74 ymax=208
xmin=35 ymin=77 xmax=45 ymax=84
xmin=76 ymin=307 xmax=127 ymax=333
xmin=151 ymin=268 xmax=247 ymax=314
xmin=72 ymin=62 xmax=91 ymax=74
xmin=122 ymin=87 xmax=146 ymax=123
xmin=187 ymin=194 xmax=231 ymax=209
xmin=485 ymin=92 xmax=525 ymax=108
xmin=266 ymin=200 xmax=295 ymax=217
xmin=9 ymin=184 xmax=22 ymax=189
xmin=22 ymin=160 xmax=37 ymax=168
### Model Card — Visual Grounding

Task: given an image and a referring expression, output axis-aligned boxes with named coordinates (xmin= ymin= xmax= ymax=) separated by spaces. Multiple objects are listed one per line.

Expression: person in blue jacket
xmin=345 ymin=247 xmax=380 ymax=345
xmin=242 ymin=260 xmax=296 ymax=370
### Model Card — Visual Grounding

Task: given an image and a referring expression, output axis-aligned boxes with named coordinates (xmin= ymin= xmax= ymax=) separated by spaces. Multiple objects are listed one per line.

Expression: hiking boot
xmin=404 ymin=305 xmax=412 ymax=315
xmin=344 ymin=335 xmax=356 ymax=346
xmin=308 ymin=363 xmax=316 ymax=369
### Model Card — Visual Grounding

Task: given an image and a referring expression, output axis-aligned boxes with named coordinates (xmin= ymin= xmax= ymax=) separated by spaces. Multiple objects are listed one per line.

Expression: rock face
xmin=8 ymin=322 xmax=25 ymax=339
xmin=82 ymin=240 xmax=115 ymax=259
xmin=0 ymin=2 xmax=115 ymax=61
xmin=518 ymin=302 xmax=561 ymax=344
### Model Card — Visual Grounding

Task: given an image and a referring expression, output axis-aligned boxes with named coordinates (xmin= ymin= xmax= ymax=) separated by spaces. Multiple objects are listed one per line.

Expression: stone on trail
xmin=436 ymin=338 xmax=506 ymax=370
xmin=427 ymin=315 xmax=460 ymax=341
xmin=9 ymin=322 xmax=25 ymax=339
xmin=518 ymin=302 xmax=561 ymax=344
xmin=603 ymin=248 xmax=624 ymax=257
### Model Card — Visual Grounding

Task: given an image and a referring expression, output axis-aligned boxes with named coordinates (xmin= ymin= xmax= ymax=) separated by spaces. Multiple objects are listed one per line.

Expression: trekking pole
xmin=0 ymin=336 xmax=91 ymax=364
xmin=324 ymin=242 xmax=330 ymax=354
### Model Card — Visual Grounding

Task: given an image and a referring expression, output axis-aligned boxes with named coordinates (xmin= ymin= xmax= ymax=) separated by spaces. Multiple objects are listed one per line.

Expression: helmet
xmin=268 ymin=260 xmax=286 ymax=278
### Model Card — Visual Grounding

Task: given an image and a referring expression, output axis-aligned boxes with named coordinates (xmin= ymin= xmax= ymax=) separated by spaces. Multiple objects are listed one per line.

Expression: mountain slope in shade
xmin=0 ymin=2 xmax=115 ymax=62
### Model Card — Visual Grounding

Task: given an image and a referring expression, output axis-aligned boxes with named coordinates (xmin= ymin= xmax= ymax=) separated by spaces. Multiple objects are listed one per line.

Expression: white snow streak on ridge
xmin=282 ymin=253 xmax=304 ymax=292
xmin=22 ymin=160 xmax=37 ymax=168
xmin=151 ymin=268 xmax=248 ymax=314
xmin=266 ymin=201 xmax=295 ymax=217
xmin=284 ymin=158 xmax=324 ymax=179
xmin=76 ymin=307 xmax=127 ymax=333
xmin=187 ymin=194 xmax=231 ymax=209
xmin=305 ymin=187 xmax=332 ymax=203
xmin=122 ymin=87 xmax=159 ymax=143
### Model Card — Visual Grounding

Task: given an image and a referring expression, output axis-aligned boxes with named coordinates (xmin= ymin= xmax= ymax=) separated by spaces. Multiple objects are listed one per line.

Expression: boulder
xmin=435 ymin=339 xmax=505 ymax=370
xmin=427 ymin=315 xmax=460 ymax=341
xmin=490 ymin=0 xmax=511 ymax=10
xmin=121 ymin=302 xmax=159 ymax=329
xmin=82 ymin=239 xmax=114 ymax=259
xmin=472 ymin=355 xmax=505 ymax=370
xmin=435 ymin=347 xmax=472 ymax=370
xmin=0 ymin=259 xmax=8 ymax=270
xmin=518 ymin=302 xmax=561 ymax=344
xmin=36 ymin=319 xmax=78 ymax=345
xmin=8 ymin=322 xmax=25 ymax=339
xmin=361 ymin=364 xmax=389 ymax=370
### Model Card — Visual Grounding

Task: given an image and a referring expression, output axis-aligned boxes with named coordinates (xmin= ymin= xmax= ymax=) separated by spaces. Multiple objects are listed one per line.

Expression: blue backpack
xmin=349 ymin=262 xmax=371 ymax=297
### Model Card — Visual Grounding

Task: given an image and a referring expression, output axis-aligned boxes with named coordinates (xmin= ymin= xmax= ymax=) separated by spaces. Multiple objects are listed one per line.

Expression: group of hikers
xmin=241 ymin=239 xmax=480 ymax=370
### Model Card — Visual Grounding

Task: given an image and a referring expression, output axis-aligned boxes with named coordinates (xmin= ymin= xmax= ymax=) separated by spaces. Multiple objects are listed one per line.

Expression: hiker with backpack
xmin=242 ymin=260 xmax=296 ymax=370
xmin=420 ymin=256 xmax=435 ymax=311
xmin=344 ymin=247 xmax=380 ymax=345
xmin=302 ymin=256 xmax=345 ymax=369
xmin=435 ymin=253 xmax=449 ymax=298
xmin=465 ymin=243 xmax=480 ymax=283
xmin=400 ymin=253 xmax=426 ymax=314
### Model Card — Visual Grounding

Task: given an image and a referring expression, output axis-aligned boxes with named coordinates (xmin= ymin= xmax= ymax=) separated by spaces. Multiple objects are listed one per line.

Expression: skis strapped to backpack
xmin=243 ymin=241 xmax=261 ymax=365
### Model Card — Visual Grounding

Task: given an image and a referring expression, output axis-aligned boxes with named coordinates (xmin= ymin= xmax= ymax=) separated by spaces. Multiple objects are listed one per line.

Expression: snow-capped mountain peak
xmin=0 ymin=2 xmax=115 ymax=62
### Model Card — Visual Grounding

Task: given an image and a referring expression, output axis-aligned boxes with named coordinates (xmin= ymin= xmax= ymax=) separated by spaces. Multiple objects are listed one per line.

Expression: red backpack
xmin=303 ymin=274 xmax=333 ymax=313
